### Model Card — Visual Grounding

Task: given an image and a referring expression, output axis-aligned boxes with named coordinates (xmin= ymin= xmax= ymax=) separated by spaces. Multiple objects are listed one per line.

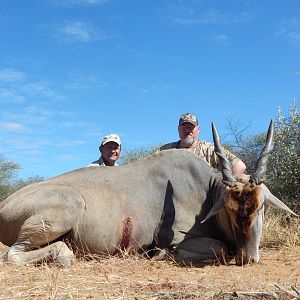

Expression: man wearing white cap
xmin=88 ymin=133 xmax=121 ymax=167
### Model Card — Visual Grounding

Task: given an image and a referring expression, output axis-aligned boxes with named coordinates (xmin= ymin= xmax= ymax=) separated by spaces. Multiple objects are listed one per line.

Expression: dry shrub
xmin=261 ymin=209 xmax=300 ymax=249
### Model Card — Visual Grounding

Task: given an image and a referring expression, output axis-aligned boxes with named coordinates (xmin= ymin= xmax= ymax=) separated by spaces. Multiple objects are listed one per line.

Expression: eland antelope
xmin=0 ymin=121 xmax=296 ymax=267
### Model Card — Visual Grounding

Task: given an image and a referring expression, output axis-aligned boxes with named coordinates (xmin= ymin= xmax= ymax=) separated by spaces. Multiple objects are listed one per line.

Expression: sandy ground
xmin=0 ymin=245 xmax=299 ymax=299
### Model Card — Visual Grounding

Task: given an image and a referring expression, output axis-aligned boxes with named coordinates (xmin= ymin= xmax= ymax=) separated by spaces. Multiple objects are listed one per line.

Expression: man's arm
xmin=218 ymin=147 xmax=246 ymax=175
xmin=231 ymin=159 xmax=246 ymax=175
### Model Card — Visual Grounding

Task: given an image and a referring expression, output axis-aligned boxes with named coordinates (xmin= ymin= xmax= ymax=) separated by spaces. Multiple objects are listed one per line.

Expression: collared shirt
xmin=87 ymin=156 xmax=118 ymax=167
xmin=159 ymin=140 xmax=240 ymax=171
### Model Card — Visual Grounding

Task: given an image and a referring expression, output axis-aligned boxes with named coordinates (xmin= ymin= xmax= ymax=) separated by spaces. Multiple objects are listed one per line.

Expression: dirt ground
xmin=0 ymin=245 xmax=299 ymax=300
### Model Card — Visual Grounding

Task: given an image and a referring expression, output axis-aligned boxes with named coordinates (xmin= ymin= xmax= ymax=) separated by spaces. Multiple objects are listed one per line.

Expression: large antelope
xmin=0 ymin=121 xmax=296 ymax=267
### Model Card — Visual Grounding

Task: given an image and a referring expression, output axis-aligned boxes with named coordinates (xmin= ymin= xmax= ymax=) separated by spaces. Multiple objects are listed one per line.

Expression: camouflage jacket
xmin=159 ymin=140 xmax=240 ymax=171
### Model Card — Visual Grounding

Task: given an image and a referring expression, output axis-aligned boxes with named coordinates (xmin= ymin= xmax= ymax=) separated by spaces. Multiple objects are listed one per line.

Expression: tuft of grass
xmin=261 ymin=210 xmax=300 ymax=249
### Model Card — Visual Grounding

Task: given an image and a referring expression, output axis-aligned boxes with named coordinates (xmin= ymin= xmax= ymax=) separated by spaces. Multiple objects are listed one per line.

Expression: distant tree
xmin=12 ymin=175 xmax=44 ymax=191
xmin=0 ymin=156 xmax=20 ymax=182
xmin=0 ymin=156 xmax=20 ymax=200
xmin=0 ymin=155 xmax=44 ymax=200
xmin=122 ymin=146 xmax=160 ymax=165
xmin=223 ymin=119 xmax=267 ymax=174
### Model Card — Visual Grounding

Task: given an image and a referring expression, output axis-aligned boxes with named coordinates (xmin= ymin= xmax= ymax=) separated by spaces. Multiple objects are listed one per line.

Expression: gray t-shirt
xmin=87 ymin=156 xmax=118 ymax=167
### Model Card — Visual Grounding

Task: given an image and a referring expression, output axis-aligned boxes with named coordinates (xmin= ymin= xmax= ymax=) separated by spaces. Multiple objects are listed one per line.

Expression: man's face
xmin=178 ymin=122 xmax=199 ymax=146
xmin=100 ymin=142 xmax=121 ymax=164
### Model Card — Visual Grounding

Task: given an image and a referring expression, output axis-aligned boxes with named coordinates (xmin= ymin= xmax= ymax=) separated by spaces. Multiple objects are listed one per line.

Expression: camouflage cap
xmin=101 ymin=133 xmax=121 ymax=146
xmin=178 ymin=113 xmax=198 ymax=126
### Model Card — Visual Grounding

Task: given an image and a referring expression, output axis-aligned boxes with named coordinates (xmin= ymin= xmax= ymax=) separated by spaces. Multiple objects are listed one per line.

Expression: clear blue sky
xmin=0 ymin=0 xmax=299 ymax=179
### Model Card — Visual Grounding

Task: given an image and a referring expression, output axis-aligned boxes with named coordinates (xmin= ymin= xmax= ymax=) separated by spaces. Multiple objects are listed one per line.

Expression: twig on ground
xmin=215 ymin=290 xmax=280 ymax=299
xmin=275 ymin=284 xmax=300 ymax=299
xmin=291 ymin=285 xmax=300 ymax=296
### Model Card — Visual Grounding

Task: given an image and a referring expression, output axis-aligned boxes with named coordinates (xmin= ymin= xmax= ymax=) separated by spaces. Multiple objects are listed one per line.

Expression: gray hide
xmin=0 ymin=151 xmax=222 ymax=267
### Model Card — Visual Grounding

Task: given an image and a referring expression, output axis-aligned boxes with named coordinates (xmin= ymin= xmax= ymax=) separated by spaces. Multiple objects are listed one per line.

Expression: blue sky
xmin=0 ymin=0 xmax=299 ymax=180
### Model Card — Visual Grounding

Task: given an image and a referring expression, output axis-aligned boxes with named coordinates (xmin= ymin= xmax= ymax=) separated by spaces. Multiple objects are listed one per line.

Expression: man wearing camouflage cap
xmin=88 ymin=133 xmax=121 ymax=167
xmin=159 ymin=113 xmax=246 ymax=175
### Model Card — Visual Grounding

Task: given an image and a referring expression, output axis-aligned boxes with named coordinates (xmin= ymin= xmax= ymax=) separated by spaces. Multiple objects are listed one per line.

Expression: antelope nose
xmin=235 ymin=254 xmax=259 ymax=265
xmin=250 ymin=255 xmax=260 ymax=264
xmin=249 ymin=257 xmax=256 ymax=264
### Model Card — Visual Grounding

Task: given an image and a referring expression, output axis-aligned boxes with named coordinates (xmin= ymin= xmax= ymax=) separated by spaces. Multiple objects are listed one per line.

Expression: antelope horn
xmin=212 ymin=122 xmax=236 ymax=186
xmin=250 ymin=120 xmax=274 ymax=185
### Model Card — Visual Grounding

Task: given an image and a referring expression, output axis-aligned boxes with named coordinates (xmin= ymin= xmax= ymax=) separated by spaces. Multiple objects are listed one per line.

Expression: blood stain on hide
xmin=120 ymin=217 xmax=133 ymax=250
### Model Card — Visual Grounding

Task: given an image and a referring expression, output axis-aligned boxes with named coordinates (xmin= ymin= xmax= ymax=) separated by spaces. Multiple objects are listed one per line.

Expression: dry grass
xmin=1 ymin=247 xmax=299 ymax=299
xmin=261 ymin=210 xmax=300 ymax=249
xmin=0 ymin=211 xmax=299 ymax=299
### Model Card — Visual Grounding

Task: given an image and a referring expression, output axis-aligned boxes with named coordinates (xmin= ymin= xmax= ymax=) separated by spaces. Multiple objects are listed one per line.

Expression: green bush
xmin=266 ymin=102 xmax=300 ymax=211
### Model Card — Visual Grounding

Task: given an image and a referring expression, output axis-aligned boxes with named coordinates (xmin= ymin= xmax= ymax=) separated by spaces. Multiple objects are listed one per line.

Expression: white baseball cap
xmin=101 ymin=133 xmax=121 ymax=146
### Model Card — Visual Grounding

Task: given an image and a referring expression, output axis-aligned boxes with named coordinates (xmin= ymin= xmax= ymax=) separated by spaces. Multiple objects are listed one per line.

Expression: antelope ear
xmin=201 ymin=198 xmax=225 ymax=223
xmin=262 ymin=185 xmax=298 ymax=216
xmin=265 ymin=193 xmax=297 ymax=216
